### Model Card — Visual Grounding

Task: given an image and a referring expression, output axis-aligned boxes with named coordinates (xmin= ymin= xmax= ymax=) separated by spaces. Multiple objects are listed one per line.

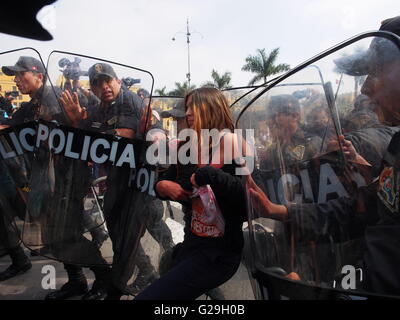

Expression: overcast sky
xmin=0 ymin=0 xmax=398 ymax=91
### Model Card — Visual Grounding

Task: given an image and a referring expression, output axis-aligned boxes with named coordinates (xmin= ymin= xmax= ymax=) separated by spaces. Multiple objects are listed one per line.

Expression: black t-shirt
xmin=157 ymin=161 xmax=246 ymax=260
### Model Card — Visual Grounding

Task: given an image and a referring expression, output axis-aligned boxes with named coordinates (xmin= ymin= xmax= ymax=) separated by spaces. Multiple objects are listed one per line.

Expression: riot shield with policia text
xmin=22 ymin=51 xmax=155 ymax=268
xmin=238 ymin=31 xmax=400 ymax=299
xmin=0 ymin=49 xmax=49 ymax=256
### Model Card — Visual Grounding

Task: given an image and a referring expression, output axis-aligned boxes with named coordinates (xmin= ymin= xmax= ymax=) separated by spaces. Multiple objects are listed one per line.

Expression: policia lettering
xmin=0 ymin=121 xmax=157 ymax=196
xmin=0 ymin=126 xmax=36 ymax=157
xmin=0 ymin=122 xmax=136 ymax=168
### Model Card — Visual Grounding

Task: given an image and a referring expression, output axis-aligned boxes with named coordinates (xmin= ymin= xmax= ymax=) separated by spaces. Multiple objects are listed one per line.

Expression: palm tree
xmin=168 ymin=81 xmax=196 ymax=96
xmin=203 ymin=69 xmax=232 ymax=90
xmin=154 ymin=86 xmax=168 ymax=96
xmin=242 ymin=48 xmax=290 ymax=85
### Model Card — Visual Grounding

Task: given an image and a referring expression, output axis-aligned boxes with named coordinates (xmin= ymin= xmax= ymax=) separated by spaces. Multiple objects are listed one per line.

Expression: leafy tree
xmin=203 ymin=69 xmax=232 ymax=89
xmin=242 ymin=48 xmax=290 ymax=85
xmin=168 ymin=81 xmax=196 ymax=96
xmin=154 ymin=86 xmax=167 ymax=96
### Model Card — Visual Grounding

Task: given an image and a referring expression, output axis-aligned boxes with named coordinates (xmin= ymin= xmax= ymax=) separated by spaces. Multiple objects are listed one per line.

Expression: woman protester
xmin=135 ymin=87 xmax=249 ymax=300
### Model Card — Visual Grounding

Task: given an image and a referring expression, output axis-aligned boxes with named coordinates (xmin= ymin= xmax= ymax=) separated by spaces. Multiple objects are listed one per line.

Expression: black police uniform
xmin=256 ymin=94 xmax=325 ymax=282
xmin=260 ymin=129 xmax=323 ymax=171
xmin=0 ymin=161 xmax=31 ymax=281
xmin=0 ymin=84 xmax=60 ymax=281
xmin=278 ymin=129 xmax=400 ymax=296
xmin=128 ymin=122 xmax=175 ymax=294
xmin=346 ymin=126 xmax=400 ymax=177
xmin=6 ymin=85 xmax=63 ymax=126
xmin=82 ymin=85 xmax=141 ymax=134
xmin=64 ymin=85 xmax=144 ymax=299
xmin=363 ymin=131 xmax=400 ymax=296
xmin=284 ymin=125 xmax=400 ymax=241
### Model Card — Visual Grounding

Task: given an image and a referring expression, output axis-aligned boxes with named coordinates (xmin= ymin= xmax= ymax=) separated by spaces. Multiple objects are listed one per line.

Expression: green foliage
xmin=168 ymin=81 xmax=197 ymax=96
xmin=203 ymin=69 xmax=232 ymax=89
xmin=154 ymin=86 xmax=168 ymax=96
xmin=242 ymin=48 xmax=290 ymax=85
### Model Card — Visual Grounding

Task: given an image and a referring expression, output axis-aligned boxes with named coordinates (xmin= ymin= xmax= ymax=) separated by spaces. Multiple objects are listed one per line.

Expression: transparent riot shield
xmin=239 ymin=32 xmax=400 ymax=299
xmin=21 ymin=50 xmax=155 ymax=281
xmin=120 ymin=95 xmax=183 ymax=295
xmin=150 ymin=96 xmax=184 ymax=138
xmin=0 ymin=48 xmax=44 ymax=258
xmin=224 ymin=86 xmax=269 ymax=123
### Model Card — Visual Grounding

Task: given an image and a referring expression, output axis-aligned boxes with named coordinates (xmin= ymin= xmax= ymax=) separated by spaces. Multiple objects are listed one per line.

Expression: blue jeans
xmin=135 ymin=247 xmax=241 ymax=300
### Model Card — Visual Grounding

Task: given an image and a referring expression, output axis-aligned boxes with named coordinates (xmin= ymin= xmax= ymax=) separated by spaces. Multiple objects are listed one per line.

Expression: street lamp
xmin=172 ymin=18 xmax=203 ymax=87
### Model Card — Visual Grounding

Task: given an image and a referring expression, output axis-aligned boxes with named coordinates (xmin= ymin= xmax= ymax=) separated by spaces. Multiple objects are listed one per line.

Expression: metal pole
xmin=186 ymin=19 xmax=191 ymax=87
xmin=172 ymin=19 xmax=202 ymax=87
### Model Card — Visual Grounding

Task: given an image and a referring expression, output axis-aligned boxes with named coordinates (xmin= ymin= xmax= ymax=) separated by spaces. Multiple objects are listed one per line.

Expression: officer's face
xmin=14 ymin=71 xmax=43 ymax=95
xmin=273 ymin=111 xmax=299 ymax=134
xmin=309 ymin=110 xmax=329 ymax=130
xmin=361 ymin=60 xmax=400 ymax=124
xmin=91 ymin=76 xmax=121 ymax=103
xmin=312 ymin=111 xmax=328 ymax=125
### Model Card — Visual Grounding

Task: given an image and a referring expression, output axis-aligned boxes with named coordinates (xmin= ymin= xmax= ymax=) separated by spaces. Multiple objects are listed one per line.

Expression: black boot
xmin=81 ymin=280 xmax=108 ymax=300
xmin=81 ymin=265 xmax=111 ymax=300
xmin=127 ymin=270 xmax=158 ymax=295
xmin=45 ymin=264 xmax=88 ymax=300
xmin=104 ymin=286 xmax=126 ymax=300
xmin=0 ymin=246 xmax=32 ymax=281
xmin=45 ymin=280 xmax=89 ymax=300
xmin=158 ymin=246 xmax=175 ymax=276
xmin=127 ymin=246 xmax=159 ymax=295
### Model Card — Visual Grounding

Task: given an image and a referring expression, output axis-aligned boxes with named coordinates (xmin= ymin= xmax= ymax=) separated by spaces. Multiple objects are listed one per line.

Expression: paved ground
xmin=0 ymin=250 xmax=95 ymax=300
xmin=0 ymin=202 xmax=255 ymax=300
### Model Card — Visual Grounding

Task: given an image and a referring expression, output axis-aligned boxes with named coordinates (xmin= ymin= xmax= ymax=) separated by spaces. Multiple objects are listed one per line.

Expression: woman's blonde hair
xmin=184 ymin=87 xmax=234 ymax=136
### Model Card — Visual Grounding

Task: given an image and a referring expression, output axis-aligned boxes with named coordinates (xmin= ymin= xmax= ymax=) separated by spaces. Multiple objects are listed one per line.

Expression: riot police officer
xmin=0 ymin=56 xmax=56 ymax=282
xmin=259 ymin=94 xmax=322 ymax=171
xmin=49 ymin=62 xmax=143 ymax=300
xmin=248 ymin=15 xmax=400 ymax=296
xmin=1 ymin=56 xmax=62 ymax=128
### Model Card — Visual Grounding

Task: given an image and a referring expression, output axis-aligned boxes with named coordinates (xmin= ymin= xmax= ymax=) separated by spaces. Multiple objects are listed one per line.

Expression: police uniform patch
xmin=378 ymin=166 xmax=397 ymax=212
xmin=107 ymin=116 xmax=117 ymax=126
xmin=288 ymin=145 xmax=305 ymax=161
xmin=95 ymin=64 xmax=102 ymax=73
